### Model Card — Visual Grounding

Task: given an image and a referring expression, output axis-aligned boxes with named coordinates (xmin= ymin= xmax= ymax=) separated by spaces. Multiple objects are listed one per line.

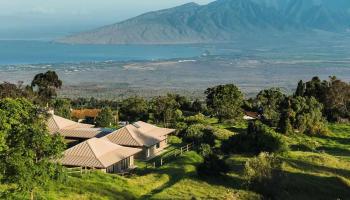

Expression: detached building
xmin=104 ymin=121 xmax=175 ymax=160
xmin=60 ymin=137 xmax=142 ymax=173
xmin=48 ymin=114 xmax=113 ymax=140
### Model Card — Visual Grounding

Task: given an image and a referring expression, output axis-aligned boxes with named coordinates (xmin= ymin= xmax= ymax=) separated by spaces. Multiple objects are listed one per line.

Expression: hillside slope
xmin=58 ymin=0 xmax=350 ymax=44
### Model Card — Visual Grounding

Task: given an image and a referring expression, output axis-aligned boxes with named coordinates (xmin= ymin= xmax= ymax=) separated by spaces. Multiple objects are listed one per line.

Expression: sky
xmin=0 ymin=0 xmax=214 ymax=40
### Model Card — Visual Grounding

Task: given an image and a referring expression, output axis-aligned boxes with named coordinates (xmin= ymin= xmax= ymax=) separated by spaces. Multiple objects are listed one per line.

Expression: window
xmin=146 ymin=148 xmax=150 ymax=158
xmin=156 ymin=143 xmax=160 ymax=149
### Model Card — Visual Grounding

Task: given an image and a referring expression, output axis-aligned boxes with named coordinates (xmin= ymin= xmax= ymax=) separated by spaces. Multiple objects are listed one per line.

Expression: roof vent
xmin=133 ymin=123 xmax=140 ymax=128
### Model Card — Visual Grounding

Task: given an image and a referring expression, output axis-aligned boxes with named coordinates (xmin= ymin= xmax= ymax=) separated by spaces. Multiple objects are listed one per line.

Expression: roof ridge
xmin=86 ymin=139 xmax=106 ymax=168
xmin=125 ymin=125 xmax=143 ymax=146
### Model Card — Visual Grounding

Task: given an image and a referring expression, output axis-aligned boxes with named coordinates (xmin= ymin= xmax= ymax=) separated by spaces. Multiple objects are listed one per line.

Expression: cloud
xmin=30 ymin=7 xmax=56 ymax=14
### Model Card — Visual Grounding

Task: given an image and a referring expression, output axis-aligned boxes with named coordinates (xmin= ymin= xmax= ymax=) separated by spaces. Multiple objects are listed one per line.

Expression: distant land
xmin=58 ymin=0 xmax=350 ymax=45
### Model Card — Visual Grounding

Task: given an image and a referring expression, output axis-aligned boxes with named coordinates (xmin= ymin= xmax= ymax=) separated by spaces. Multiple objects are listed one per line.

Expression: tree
xmin=222 ymin=121 xmax=288 ymax=154
xmin=119 ymin=96 xmax=148 ymax=122
xmin=52 ymin=99 xmax=71 ymax=119
xmin=0 ymin=82 xmax=29 ymax=99
xmin=293 ymin=76 xmax=350 ymax=122
xmin=278 ymin=96 xmax=328 ymax=135
xmin=324 ymin=77 xmax=350 ymax=121
xmin=151 ymin=94 xmax=180 ymax=127
xmin=0 ymin=98 xmax=65 ymax=199
xmin=205 ymin=84 xmax=244 ymax=122
xmin=255 ymin=88 xmax=286 ymax=126
xmin=294 ymin=80 xmax=305 ymax=97
xmin=31 ymin=71 xmax=62 ymax=105
xmin=95 ymin=107 xmax=114 ymax=127
xmin=191 ymin=99 xmax=204 ymax=113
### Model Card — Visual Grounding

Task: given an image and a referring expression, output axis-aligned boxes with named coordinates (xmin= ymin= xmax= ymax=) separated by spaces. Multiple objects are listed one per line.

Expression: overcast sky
xmin=0 ymin=0 xmax=214 ymax=40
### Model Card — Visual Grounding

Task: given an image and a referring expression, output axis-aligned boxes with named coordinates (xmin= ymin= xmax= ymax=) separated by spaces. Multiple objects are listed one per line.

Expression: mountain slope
xmin=58 ymin=0 xmax=350 ymax=44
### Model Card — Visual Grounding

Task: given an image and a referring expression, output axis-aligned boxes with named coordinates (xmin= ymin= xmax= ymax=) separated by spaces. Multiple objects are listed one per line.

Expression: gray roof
xmin=48 ymin=114 xmax=113 ymax=139
xmin=104 ymin=121 xmax=175 ymax=147
xmin=60 ymin=137 xmax=142 ymax=168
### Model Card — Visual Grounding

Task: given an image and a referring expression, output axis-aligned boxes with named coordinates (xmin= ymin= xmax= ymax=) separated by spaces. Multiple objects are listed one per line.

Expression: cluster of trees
xmin=0 ymin=98 xmax=65 ymax=199
xmin=295 ymin=76 xmax=350 ymax=122
xmin=0 ymin=70 xmax=349 ymax=196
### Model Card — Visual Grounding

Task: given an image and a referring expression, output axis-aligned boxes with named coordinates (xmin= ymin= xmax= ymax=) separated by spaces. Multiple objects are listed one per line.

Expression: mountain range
xmin=58 ymin=0 xmax=350 ymax=44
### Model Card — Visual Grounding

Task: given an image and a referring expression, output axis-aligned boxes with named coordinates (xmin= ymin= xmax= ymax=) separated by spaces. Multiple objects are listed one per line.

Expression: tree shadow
xmin=316 ymin=146 xmax=350 ymax=157
xmin=277 ymin=171 xmax=350 ymax=200
xmin=316 ymin=135 xmax=350 ymax=146
xmin=138 ymin=167 xmax=189 ymax=199
xmin=282 ymin=157 xmax=350 ymax=179
xmin=226 ymin=127 xmax=246 ymax=134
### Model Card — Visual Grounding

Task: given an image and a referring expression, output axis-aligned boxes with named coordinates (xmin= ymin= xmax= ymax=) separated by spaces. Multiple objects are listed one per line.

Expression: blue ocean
xmin=0 ymin=40 xmax=210 ymax=65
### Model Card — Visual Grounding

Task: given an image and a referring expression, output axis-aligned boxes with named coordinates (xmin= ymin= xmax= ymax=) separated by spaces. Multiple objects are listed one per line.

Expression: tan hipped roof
xmin=60 ymin=138 xmax=142 ymax=168
xmin=48 ymin=115 xmax=113 ymax=139
xmin=104 ymin=121 xmax=175 ymax=147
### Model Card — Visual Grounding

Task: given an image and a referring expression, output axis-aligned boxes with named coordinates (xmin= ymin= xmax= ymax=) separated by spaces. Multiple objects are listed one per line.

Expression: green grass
xmin=31 ymin=151 xmax=259 ymax=200
xmin=2 ymin=123 xmax=350 ymax=200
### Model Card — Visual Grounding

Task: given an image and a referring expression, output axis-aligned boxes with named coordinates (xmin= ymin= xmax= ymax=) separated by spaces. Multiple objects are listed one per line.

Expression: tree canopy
xmin=205 ymin=84 xmax=244 ymax=122
xmin=31 ymin=71 xmax=62 ymax=105
xmin=0 ymin=98 xmax=65 ymax=199
xmin=95 ymin=107 xmax=115 ymax=128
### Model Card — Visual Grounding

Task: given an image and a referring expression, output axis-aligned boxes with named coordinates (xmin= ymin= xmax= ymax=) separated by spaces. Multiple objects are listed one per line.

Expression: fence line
xmin=65 ymin=166 xmax=97 ymax=175
xmin=147 ymin=142 xmax=195 ymax=168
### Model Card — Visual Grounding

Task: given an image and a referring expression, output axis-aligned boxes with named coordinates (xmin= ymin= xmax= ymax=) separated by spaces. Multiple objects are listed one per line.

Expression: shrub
xmin=198 ymin=144 xmax=212 ymax=157
xmin=185 ymin=113 xmax=210 ymax=125
xmin=243 ymin=153 xmax=284 ymax=198
xmin=168 ymin=136 xmax=182 ymax=145
xmin=221 ymin=122 xmax=288 ymax=154
xmin=197 ymin=154 xmax=229 ymax=177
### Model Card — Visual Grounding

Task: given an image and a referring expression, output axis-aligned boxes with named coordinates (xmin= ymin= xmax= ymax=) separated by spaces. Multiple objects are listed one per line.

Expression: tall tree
xmin=0 ymin=98 xmax=65 ymax=199
xmin=31 ymin=71 xmax=62 ymax=105
xmin=255 ymin=88 xmax=286 ymax=127
xmin=151 ymin=94 xmax=180 ymax=127
xmin=52 ymin=99 xmax=71 ymax=119
xmin=205 ymin=84 xmax=244 ymax=122
xmin=324 ymin=77 xmax=350 ymax=121
xmin=95 ymin=107 xmax=115 ymax=127
xmin=278 ymin=96 xmax=328 ymax=135
xmin=119 ymin=96 xmax=149 ymax=122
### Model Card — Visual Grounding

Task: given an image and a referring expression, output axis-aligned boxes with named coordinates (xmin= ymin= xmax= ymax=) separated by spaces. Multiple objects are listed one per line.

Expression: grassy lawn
xmin=32 ymin=151 xmax=259 ymax=200
xmin=2 ymin=123 xmax=349 ymax=200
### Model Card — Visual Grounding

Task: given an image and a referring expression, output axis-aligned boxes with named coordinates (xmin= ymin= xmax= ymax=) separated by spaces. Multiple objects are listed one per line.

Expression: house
xmin=104 ymin=121 xmax=175 ymax=160
xmin=47 ymin=114 xmax=113 ymax=144
xmin=60 ymin=137 xmax=142 ymax=173
xmin=244 ymin=111 xmax=260 ymax=120
xmin=71 ymin=109 xmax=101 ymax=123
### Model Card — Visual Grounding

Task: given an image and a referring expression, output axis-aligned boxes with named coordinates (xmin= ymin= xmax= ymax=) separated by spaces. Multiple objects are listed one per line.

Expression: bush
xmin=197 ymin=154 xmax=229 ymax=177
xmin=198 ymin=144 xmax=212 ymax=157
xmin=185 ymin=113 xmax=210 ymax=125
xmin=221 ymin=122 xmax=288 ymax=154
xmin=183 ymin=124 xmax=216 ymax=146
xmin=168 ymin=136 xmax=182 ymax=145
xmin=243 ymin=153 xmax=284 ymax=198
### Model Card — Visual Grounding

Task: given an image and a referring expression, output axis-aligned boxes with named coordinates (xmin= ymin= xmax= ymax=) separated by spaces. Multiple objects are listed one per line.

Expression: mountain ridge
xmin=57 ymin=0 xmax=350 ymax=45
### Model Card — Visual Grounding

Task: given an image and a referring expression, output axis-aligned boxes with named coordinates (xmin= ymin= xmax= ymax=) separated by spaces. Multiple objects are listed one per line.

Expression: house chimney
xmin=48 ymin=109 xmax=55 ymax=115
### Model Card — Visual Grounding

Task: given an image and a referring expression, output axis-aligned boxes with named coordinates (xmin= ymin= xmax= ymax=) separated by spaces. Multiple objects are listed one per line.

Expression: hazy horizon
xmin=0 ymin=0 xmax=214 ymax=40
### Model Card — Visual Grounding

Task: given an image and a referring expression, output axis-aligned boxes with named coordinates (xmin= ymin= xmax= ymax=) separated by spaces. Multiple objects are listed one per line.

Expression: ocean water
xmin=0 ymin=40 xmax=210 ymax=65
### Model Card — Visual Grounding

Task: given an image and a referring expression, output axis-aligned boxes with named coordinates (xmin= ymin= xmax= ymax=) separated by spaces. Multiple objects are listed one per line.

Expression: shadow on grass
xmin=278 ymin=171 xmax=350 ymax=200
xmin=316 ymin=146 xmax=350 ymax=157
xmin=317 ymin=135 xmax=350 ymax=146
xmin=226 ymin=127 xmax=246 ymax=134
xmin=290 ymin=144 xmax=320 ymax=153
xmin=137 ymin=152 xmax=202 ymax=199
xmin=283 ymin=157 xmax=350 ymax=179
